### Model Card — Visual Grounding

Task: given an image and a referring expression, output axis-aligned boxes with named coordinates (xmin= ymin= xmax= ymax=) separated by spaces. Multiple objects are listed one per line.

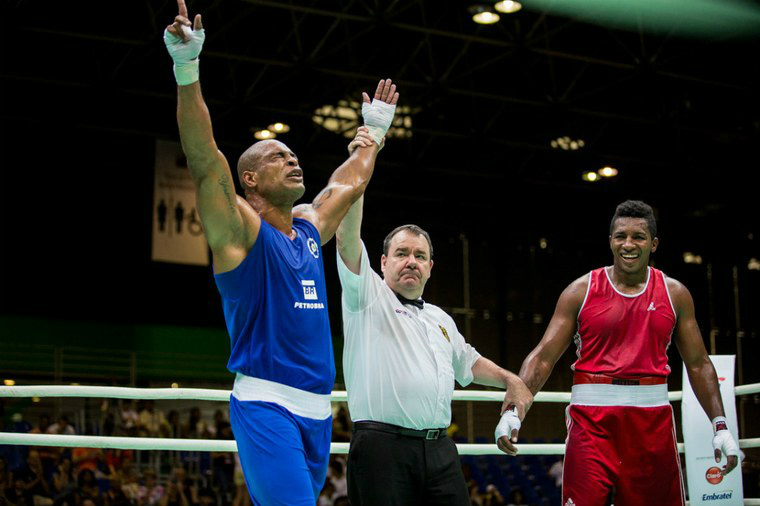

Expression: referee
xmin=334 ymin=144 xmax=533 ymax=504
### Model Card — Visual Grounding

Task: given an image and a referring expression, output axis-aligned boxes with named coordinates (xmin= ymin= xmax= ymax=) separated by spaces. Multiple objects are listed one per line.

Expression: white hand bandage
xmin=163 ymin=26 xmax=206 ymax=86
xmin=494 ymin=409 xmax=521 ymax=443
xmin=711 ymin=416 xmax=740 ymax=458
xmin=361 ymin=99 xmax=396 ymax=146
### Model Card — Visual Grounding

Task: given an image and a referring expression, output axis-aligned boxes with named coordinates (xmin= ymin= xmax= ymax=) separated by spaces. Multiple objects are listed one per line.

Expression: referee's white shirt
xmin=337 ymin=241 xmax=481 ymax=430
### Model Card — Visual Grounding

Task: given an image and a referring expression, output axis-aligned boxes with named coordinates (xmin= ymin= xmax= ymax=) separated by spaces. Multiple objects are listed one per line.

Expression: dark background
xmin=1 ymin=1 xmax=759 ymax=440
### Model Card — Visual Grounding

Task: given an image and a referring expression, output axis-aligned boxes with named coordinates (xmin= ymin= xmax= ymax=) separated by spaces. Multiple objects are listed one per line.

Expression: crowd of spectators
xmin=0 ymin=400 xmax=247 ymax=506
xmin=1 ymin=401 xmax=564 ymax=506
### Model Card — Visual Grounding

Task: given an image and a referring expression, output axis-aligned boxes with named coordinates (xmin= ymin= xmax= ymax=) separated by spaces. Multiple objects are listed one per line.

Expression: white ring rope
xmin=0 ymin=432 xmax=757 ymax=455
xmin=1 ymin=383 xmax=758 ymax=456
xmin=2 ymin=382 xmax=759 ymax=402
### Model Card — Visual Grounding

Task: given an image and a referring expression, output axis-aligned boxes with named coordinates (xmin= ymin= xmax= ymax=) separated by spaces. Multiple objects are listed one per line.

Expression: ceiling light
xmin=494 ymin=1 xmax=522 ymax=13
xmin=550 ymin=136 xmax=584 ymax=151
xmin=598 ymin=166 xmax=618 ymax=177
xmin=683 ymin=252 xmax=703 ymax=264
xmin=539 ymin=238 xmax=548 ymax=249
xmin=254 ymin=129 xmax=276 ymax=140
xmin=4 ymin=379 xmax=15 ymax=386
xmin=748 ymin=258 xmax=760 ymax=271
xmin=582 ymin=171 xmax=599 ymax=182
xmin=268 ymin=122 xmax=290 ymax=133
xmin=469 ymin=5 xmax=500 ymax=24
xmin=171 ymin=382 xmax=179 ymax=388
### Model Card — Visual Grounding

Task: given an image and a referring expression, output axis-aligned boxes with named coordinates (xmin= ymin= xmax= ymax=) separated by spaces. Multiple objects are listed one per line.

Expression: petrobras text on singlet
xmin=214 ymin=218 xmax=336 ymax=395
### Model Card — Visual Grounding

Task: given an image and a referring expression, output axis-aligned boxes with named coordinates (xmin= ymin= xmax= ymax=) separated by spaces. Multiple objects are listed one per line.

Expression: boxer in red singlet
xmin=501 ymin=200 xmax=739 ymax=506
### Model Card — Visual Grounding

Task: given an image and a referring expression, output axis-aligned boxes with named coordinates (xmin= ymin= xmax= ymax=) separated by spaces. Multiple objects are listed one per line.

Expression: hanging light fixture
xmin=469 ymin=5 xmax=501 ymax=24
xmin=582 ymin=171 xmax=600 ymax=182
xmin=494 ymin=1 xmax=522 ymax=14
xmin=253 ymin=129 xmax=276 ymax=140
xmin=267 ymin=122 xmax=290 ymax=134
xmin=598 ymin=166 xmax=618 ymax=177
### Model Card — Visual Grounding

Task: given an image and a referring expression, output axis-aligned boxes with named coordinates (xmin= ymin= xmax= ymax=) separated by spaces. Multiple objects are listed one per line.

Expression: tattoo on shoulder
xmin=312 ymin=188 xmax=333 ymax=209
xmin=218 ymin=175 xmax=237 ymax=212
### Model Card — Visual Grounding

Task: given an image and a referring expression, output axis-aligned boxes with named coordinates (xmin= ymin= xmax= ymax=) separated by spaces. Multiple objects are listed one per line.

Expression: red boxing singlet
xmin=563 ymin=266 xmax=685 ymax=506
xmin=573 ymin=266 xmax=677 ymax=378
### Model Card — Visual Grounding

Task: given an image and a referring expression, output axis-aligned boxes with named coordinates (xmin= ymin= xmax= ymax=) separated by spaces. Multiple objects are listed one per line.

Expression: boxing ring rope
xmin=3 ymin=385 xmax=759 ymax=505
xmin=5 ymin=383 xmax=759 ymax=402
xmin=1 ymin=383 xmax=759 ymax=456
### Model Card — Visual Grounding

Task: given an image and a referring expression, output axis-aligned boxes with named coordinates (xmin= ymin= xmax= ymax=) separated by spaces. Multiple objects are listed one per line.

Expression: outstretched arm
xmin=471 ymin=358 xmax=533 ymax=419
xmin=335 ymin=127 xmax=374 ymax=274
xmin=670 ymin=278 xmax=739 ymax=475
xmin=165 ymin=0 xmax=256 ymax=272
xmin=295 ymin=80 xmax=399 ymax=245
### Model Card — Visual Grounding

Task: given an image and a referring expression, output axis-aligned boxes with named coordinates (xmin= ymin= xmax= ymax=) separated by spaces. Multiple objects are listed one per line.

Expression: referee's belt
xmin=573 ymin=371 xmax=667 ymax=386
xmin=353 ymin=421 xmax=448 ymax=440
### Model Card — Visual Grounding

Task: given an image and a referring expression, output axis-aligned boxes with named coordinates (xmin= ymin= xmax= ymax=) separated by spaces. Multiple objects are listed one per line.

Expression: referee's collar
xmin=395 ymin=292 xmax=425 ymax=310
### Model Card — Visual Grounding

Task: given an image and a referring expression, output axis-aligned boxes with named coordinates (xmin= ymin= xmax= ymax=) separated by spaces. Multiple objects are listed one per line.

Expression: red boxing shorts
xmin=562 ymin=378 xmax=685 ymax=506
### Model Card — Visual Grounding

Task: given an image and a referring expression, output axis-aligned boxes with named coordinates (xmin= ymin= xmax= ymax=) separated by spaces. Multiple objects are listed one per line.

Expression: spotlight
xmin=268 ymin=122 xmax=290 ymax=133
xmin=683 ymin=252 xmax=703 ymax=265
xmin=550 ymin=136 xmax=585 ymax=150
xmin=598 ymin=166 xmax=618 ymax=177
xmin=494 ymin=1 xmax=522 ymax=13
xmin=469 ymin=5 xmax=500 ymax=24
xmin=582 ymin=171 xmax=599 ymax=182
xmin=254 ymin=129 xmax=276 ymax=140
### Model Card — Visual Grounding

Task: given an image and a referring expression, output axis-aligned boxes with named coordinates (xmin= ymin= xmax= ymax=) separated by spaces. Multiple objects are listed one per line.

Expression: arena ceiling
xmin=2 ymin=0 xmax=759 ymax=234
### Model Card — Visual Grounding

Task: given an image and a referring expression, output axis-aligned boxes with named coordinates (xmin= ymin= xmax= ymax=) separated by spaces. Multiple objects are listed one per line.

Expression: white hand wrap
xmin=494 ymin=408 xmax=521 ymax=443
xmin=711 ymin=416 xmax=740 ymax=458
xmin=163 ymin=26 xmax=206 ymax=86
xmin=361 ymin=99 xmax=396 ymax=146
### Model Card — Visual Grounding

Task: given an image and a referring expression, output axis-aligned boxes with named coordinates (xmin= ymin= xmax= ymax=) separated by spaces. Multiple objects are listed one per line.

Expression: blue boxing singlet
xmin=214 ymin=217 xmax=336 ymax=395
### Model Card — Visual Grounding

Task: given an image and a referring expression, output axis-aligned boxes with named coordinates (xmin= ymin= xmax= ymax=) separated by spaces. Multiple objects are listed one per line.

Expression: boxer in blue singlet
xmin=163 ymin=2 xmax=399 ymax=504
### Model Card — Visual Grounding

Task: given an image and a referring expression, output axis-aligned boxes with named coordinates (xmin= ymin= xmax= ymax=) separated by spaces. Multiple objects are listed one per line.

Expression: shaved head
xmin=235 ymin=140 xmax=304 ymax=204
xmin=237 ymin=140 xmax=282 ymax=190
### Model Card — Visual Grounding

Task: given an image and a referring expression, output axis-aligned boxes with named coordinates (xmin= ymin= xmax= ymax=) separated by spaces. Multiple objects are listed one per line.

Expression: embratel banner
xmin=682 ymin=355 xmax=742 ymax=505
xmin=151 ymin=140 xmax=210 ymax=266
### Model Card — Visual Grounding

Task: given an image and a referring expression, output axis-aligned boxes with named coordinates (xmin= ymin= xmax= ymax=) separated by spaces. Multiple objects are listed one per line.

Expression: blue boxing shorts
xmin=229 ymin=396 xmax=332 ymax=506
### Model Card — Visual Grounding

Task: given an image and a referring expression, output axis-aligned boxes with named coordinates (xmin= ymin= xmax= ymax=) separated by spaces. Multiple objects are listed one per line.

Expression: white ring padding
xmin=0 ymin=433 xmax=756 ymax=455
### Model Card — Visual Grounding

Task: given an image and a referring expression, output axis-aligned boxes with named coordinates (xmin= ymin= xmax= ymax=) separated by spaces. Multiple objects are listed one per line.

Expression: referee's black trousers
xmin=347 ymin=425 xmax=470 ymax=506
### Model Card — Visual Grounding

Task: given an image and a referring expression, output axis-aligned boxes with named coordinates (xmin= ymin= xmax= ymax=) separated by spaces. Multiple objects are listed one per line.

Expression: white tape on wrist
xmin=494 ymin=410 xmax=521 ymax=443
xmin=174 ymin=60 xmax=200 ymax=86
xmin=711 ymin=416 xmax=740 ymax=457
xmin=164 ymin=27 xmax=205 ymax=85
xmin=361 ymin=99 xmax=396 ymax=145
